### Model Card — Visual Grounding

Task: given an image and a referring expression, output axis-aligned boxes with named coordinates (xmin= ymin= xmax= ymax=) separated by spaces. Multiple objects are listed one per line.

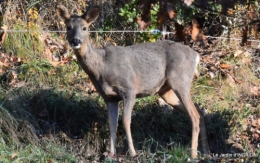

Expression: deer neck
xmin=73 ymin=41 xmax=105 ymax=79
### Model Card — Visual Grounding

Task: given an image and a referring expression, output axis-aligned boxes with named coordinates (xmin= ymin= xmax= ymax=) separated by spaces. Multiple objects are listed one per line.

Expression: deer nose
xmin=70 ymin=38 xmax=82 ymax=46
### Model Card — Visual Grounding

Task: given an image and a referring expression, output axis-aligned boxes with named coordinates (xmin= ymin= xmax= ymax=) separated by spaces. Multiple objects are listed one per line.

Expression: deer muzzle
xmin=70 ymin=38 xmax=82 ymax=49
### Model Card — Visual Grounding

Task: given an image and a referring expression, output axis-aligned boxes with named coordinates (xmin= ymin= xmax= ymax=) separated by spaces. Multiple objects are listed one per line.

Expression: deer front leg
xmin=122 ymin=92 xmax=136 ymax=157
xmin=107 ymin=101 xmax=119 ymax=157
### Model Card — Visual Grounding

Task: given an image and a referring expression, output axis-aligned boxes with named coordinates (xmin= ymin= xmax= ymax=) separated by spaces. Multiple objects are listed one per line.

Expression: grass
xmin=0 ymin=100 xmax=77 ymax=162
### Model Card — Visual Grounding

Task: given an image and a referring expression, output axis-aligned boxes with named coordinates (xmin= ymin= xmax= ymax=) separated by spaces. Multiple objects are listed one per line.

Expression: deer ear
xmin=57 ymin=5 xmax=70 ymax=21
xmin=83 ymin=6 xmax=99 ymax=25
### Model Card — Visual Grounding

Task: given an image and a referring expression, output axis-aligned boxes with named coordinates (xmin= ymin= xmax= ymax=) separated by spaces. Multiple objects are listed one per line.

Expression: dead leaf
xmin=184 ymin=0 xmax=194 ymax=6
xmin=241 ymin=26 xmax=248 ymax=46
xmin=167 ymin=3 xmax=175 ymax=19
xmin=94 ymin=122 xmax=98 ymax=133
xmin=14 ymin=81 xmax=26 ymax=88
xmin=49 ymin=61 xmax=66 ymax=67
xmin=220 ymin=63 xmax=232 ymax=69
xmin=10 ymin=152 xmax=19 ymax=159
xmin=10 ymin=70 xmax=18 ymax=79
xmin=191 ymin=19 xmax=200 ymax=41
xmin=234 ymin=50 xmax=243 ymax=57
xmin=249 ymin=86 xmax=260 ymax=96
xmin=137 ymin=17 xmax=150 ymax=31
xmin=0 ymin=25 xmax=8 ymax=44
xmin=157 ymin=10 xmax=167 ymax=30
xmin=61 ymin=132 xmax=72 ymax=143
xmin=226 ymin=73 xmax=236 ymax=87
xmin=208 ymin=71 xmax=215 ymax=79
xmin=47 ymin=159 xmax=55 ymax=163
xmin=248 ymin=11 xmax=257 ymax=20
xmin=253 ymin=133 xmax=259 ymax=139
xmin=191 ymin=18 xmax=207 ymax=46
xmin=241 ymin=59 xmax=251 ymax=66
xmin=44 ymin=48 xmax=53 ymax=61
xmin=138 ymin=0 xmax=151 ymax=30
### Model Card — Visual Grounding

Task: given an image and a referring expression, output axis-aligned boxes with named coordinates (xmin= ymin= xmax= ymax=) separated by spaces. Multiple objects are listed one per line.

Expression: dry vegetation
xmin=0 ymin=0 xmax=260 ymax=162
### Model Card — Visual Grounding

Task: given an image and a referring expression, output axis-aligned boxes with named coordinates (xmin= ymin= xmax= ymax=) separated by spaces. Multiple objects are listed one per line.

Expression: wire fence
xmin=1 ymin=29 xmax=260 ymax=43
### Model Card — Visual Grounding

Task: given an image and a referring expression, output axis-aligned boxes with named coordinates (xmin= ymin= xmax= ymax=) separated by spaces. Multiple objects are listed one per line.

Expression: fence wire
xmin=0 ymin=29 xmax=260 ymax=43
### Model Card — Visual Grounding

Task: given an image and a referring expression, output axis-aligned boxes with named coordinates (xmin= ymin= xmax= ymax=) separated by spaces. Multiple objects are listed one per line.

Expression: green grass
xmin=0 ymin=104 xmax=77 ymax=162
xmin=0 ymin=140 xmax=77 ymax=163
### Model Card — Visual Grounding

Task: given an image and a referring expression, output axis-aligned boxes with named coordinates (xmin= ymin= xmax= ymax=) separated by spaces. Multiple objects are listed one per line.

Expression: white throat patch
xmin=72 ymin=45 xmax=81 ymax=49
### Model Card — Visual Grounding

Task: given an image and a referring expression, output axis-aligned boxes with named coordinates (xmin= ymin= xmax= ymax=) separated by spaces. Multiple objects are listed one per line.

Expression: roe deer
xmin=57 ymin=5 xmax=210 ymax=159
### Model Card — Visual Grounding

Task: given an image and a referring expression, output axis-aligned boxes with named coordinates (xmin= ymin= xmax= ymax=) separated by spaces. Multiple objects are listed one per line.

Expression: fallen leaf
xmin=0 ymin=25 xmax=8 ymax=44
xmin=61 ymin=132 xmax=72 ymax=143
xmin=14 ymin=81 xmax=26 ymax=88
xmin=226 ymin=73 xmax=235 ymax=87
xmin=49 ymin=61 xmax=67 ymax=67
xmin=10 ymin=152 xmax=18 ymax=159
xmin=167 ymin=3 xmax=175 ymax=19
xmin=191 ymin=18 xmax=207 ymax=46
xmin=191 ymin=19 xmax=200 ymax=41
xmin=241 ymin=26 xmax=248 ymax=46
xmin=208 ymin=71 xmax=215 ymax=79
xmin=137 ymin=0 xmax=151 ymax=30
xmin=234 ymin=50 xmax=243 ymax=57
xmin=234 ymin=50 xmax=251 ymax=58
xmin=43 ymin=47 xmax=53 ymax=61
xmin=94 ymin=122 xmax=98 ymax=133
xmin=47 ymin=159 xmax=55 ymax=163
xmin=249 ymin=86 xmax=260 ymax=96
xmin=137 ymin=17 xmax=150 ymax=31
xmin=10 ymin=70 xmax=18 ymax=79
xmin=253 ymin=133 xmax=259 ymax=139
xmin=241 ymin=57 xmax=251 ymax=65
xmin=184 ymin=0 xmax=194 ymax=6
xmin=220 ymin=63 xmax=232 ymax=69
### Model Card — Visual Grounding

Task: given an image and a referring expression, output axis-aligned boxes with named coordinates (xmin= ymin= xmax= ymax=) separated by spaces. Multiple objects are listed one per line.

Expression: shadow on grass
xmin=1 ymin=87 xmax=244 ymax=162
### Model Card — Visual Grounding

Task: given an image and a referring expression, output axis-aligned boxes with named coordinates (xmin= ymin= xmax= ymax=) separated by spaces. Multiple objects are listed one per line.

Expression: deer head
xmin=57 ymin=5 xmax=99 ymax=49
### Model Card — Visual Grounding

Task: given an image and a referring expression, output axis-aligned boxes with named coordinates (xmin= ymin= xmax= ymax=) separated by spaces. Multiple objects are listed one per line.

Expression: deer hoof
xmin=108 ymin=152 xmax=115 ymax=158
xmin=130 ymin=151 xmax=137 ymax=157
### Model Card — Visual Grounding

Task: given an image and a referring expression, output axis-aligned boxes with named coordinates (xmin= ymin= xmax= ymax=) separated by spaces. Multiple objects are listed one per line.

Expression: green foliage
xmin=157 ymin=145 xmax=190 ymax=163
xmin=119 ymin=0 xmax=138 ymax=23
xmin=0 ymin=142 xmax=77 ymax=162
xmin=119 ymin=0 xmax=162 ymax=43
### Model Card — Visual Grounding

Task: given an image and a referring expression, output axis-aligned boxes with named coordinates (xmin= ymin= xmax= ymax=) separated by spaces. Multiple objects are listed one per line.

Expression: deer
xmin=57 ymin=5 xmax=210 ymax=159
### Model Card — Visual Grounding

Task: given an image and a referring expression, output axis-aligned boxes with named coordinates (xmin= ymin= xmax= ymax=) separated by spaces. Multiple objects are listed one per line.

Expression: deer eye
xmin=67 ymin=26 xmax=72 ymax=31
xmin=83 ymin=27 xmax=87 ymax=31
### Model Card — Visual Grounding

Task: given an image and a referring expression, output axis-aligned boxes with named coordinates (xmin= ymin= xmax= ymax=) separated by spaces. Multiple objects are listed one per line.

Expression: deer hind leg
xmin=158 ymin=88 xmax=187 ymax=113
xmin=159 ymin=83 xmax=200 ymax=159
xmin=107 ymin=101 xmax=120 ymax=157
xmin=198 ymin=109 xmax=210 ymax=156
xmin=159 ymin=88 xmax=210 ymax=157
xmin=122 ymin=90 xmax=136 ymax=157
